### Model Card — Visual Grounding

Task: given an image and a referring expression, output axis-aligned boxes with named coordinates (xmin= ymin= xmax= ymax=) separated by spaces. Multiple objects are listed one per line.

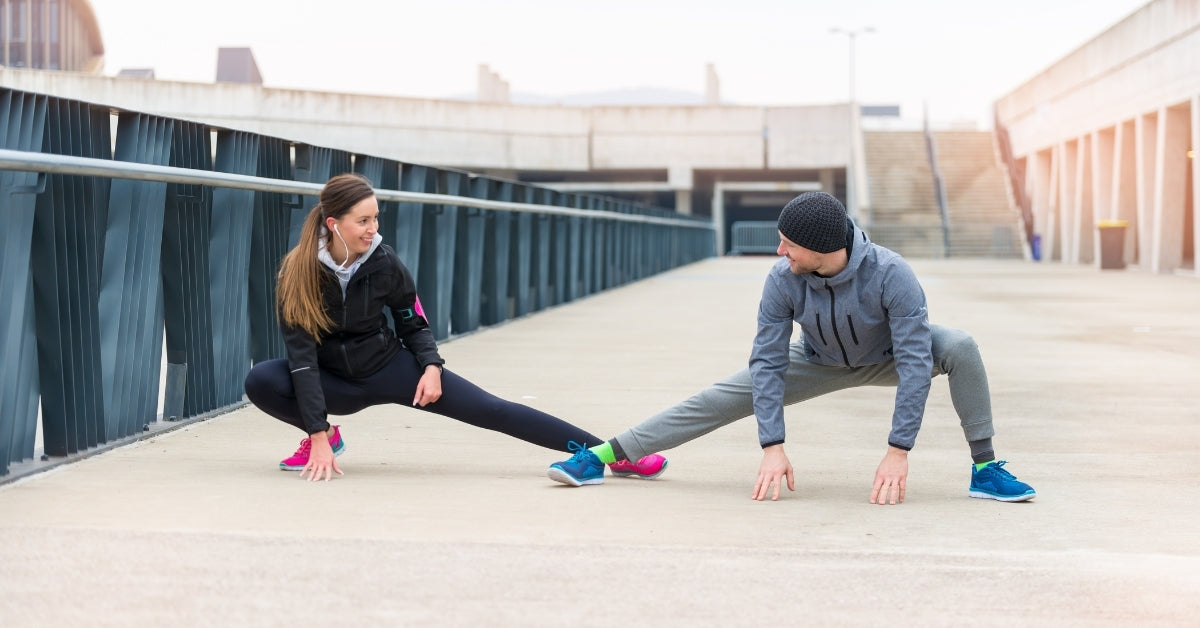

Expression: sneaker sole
xmin=547 ymin=467 xmax=604 ymax=486
xmin=279 ymin=442 xmax=346 ymax=471
xmin=610 ymin=459 xmax=669 ymax=480
xmin=969 ymin=489 xmax=1036 ymax=502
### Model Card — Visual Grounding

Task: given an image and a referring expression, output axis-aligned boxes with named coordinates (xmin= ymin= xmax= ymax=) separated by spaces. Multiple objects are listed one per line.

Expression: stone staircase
xmin=862 ymin=130 xmax=1024 ymax=259
xmin=862 ymin=131 xmax=944 ymax=257
xmin=932 ymin=131 xmax=1024 ymax=258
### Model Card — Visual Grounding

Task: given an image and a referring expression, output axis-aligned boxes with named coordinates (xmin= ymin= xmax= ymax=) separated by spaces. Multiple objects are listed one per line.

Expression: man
xmin=547 ymin=192 xmax=1035 ymax=504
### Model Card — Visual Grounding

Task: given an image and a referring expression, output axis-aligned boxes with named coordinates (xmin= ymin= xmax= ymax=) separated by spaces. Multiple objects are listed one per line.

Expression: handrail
xmin=992 ymin=110 xmax=1035 ymax=247
xmin=922 ymin=117 xmax=951 ymax=258
xmin=0 ymin=148 xmax=713 ymax=230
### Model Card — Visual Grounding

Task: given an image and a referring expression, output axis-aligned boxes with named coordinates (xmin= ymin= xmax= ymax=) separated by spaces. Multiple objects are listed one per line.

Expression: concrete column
xmin=819 ymin=169 xmax=836 ymax=195
xmin=1091 ymin=129 xmax=1114 ymax=264
xmin=1030 ymin=148 xmax=1057 ymax=261
xmin=1025 ymin=152 xmax=1041 ymax=258
xmin=1076 ymin=134 xmax=1095 ymax=264
xmin=1135 ymin=112 xmax=1158 ymax=270
xmin=1192 ymin=95 xmax=1200 ymax=276
xmin=668 ymin=166 xmax=693 ymax=216
xmin=1061 ymin=140 xmax=1076 ymax=263
xmin=1058 ymin=141 xmax=1078 ymax=263
xmin=674 ymin=189 xmax=693 ymax=216
xmin=711 ymin=186 xmax=726 ymax=256
xmin=1152 ymin=104 xmax=1189 ymax=273
xmin=1046 ymin=147 xmax=1060 ymax=261
xmin=1065 ymin=136 xmax=1085 ymax=263
xmin=1113 ymin=119 xmax=1139 ymax=265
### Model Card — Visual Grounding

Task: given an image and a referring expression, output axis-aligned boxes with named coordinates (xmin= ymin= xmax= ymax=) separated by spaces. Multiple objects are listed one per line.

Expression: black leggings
xmin=244 ymin=351 xmax=602 ymax=453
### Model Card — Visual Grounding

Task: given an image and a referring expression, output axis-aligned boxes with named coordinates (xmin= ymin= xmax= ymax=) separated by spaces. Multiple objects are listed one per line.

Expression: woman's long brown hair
xmin=276 ymin=173 xmax=376 ymax=340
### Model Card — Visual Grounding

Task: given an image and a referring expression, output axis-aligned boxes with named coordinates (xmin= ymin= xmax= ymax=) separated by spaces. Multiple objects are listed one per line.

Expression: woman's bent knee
xmin=244 ymin=359 xmax=289 ymax=404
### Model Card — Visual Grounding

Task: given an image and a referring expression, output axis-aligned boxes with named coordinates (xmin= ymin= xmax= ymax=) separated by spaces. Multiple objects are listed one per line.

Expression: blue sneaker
xmin=969 ymin=460 xmax=1036 ymax=502
xmin=547 ymin=441 xmax=605 ymax=486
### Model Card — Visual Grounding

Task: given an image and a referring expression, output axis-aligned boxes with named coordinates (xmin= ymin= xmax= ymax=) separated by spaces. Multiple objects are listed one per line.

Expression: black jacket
xmin=281 ymin=244 xmax=444 ymax=434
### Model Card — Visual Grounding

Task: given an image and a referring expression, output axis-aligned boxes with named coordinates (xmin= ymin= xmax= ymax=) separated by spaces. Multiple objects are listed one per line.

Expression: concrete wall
xmin=0 ymin=66 xmax=851 ymax=175
xmin=995 ymin=0 xmax=1199 ymax=275
xmin=1 ymin=67 xmax=861 ymax=253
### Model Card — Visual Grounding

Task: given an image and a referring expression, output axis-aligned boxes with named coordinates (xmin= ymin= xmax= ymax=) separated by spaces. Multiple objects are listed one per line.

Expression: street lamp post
xmin=830 ymin=26 xmax=874 ymax=223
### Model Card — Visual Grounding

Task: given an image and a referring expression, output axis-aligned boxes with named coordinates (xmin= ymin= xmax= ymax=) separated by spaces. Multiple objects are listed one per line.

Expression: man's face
xmin=777 ymin=232 xmax=824 ymax=275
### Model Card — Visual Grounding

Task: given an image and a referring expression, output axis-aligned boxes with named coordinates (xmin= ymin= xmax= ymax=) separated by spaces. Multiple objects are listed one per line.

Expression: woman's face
xmin=326 ymin=195 xmax=379 ymax=262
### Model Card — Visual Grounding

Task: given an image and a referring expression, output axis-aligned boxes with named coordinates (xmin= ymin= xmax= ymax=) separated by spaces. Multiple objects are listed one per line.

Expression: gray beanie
xmin=777 ymin=192 xmax=848 ymax=253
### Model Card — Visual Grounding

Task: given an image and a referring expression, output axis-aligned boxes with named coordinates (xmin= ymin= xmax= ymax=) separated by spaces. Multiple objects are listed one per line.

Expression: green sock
xmin=974 ymin=460 xmax=995 ymax=471
xmin=589 ymin=442 xmax=616 ymax=464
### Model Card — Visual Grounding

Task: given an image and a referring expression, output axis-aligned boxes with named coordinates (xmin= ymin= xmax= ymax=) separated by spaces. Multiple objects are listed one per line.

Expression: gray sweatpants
xmin=614 ymin=324 xmax=996 ymax=460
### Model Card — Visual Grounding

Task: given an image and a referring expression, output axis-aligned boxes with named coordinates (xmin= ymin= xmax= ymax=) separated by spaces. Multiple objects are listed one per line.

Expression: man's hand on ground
xmin=753 ymin=444 xmax=795 ymax=501
xmin=870 ymin=446 xmax=909 ymax=505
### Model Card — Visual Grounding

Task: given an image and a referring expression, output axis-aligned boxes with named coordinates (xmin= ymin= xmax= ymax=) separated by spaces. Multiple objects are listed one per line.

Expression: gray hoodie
xmin=749 ymin=220 xmax=932 ymax=450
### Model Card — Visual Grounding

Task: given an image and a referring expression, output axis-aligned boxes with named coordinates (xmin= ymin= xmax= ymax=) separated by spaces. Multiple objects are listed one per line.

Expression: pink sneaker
xmin=279 ymin=425 xmax=346 ymax=471
xmin=608 ymin=453 xmax=668 ymax=479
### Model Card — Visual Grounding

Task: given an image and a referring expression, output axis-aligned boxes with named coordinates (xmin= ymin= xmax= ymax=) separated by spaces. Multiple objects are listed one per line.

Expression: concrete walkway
xmin=1 ymin=257 xmax=1197 ymax=627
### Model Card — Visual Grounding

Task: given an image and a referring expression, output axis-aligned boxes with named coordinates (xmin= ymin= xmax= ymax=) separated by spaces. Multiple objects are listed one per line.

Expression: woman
xmin=244 ymin=173 xmax=667 ymax=482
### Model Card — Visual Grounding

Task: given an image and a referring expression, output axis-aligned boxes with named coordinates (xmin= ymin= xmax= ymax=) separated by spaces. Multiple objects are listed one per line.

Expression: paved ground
xmin=1 ymin=257 xmax=1198 ymax=627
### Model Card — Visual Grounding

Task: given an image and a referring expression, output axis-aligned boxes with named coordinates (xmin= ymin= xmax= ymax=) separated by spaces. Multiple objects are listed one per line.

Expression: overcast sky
xmin=90 ymin=0 xmax=1150 ymax=125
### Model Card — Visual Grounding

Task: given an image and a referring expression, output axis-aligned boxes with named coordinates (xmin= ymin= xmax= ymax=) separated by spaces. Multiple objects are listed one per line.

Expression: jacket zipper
xmin=846 ymin=315 xmax=859 ymax=344
xmin=825 ymin=284 xmax=851 ymax=366
xmin=340 ymin=343 xmax=354 ymax=377
xmin=340 ymin=274 xmax=353 ymax=375
xmin=363 ymin=275 xmax=372 ymax=318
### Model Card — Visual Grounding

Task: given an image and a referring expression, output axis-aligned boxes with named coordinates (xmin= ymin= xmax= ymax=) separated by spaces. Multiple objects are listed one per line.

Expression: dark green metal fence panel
xmin=290 ymin=145 xmax=351 ymax=247
xmin=618 ymin=200 xmax=635 ymax=285
xmin=601 ymin=197 xmax=620 ymax=290
xmin=564 ymin=193 xmax=584 ymax=302
xmin=509 ymin=183 xmax=533 ymax=318
xmin=32 ymin=97 xmax=110 ymax=457
xmin=586 ymin=196 xmax=605 ymax=293
xmin=248 ymin=137 xmax=291 ymax=363
xmin=354 ymin=156 xmax=401 ymax=329
xmin=531 ymin=188 xmax=552 ymax=311
xmin=0 ymin=89 xmax=47 ymax=475
xmin=102 ymin=112 xmax=173 ymax=437
xmin=578 ymin=195 xmax=596 ymax=298
xmin=205 ymin=130 xmax=259 ymax=417
xmin=353 ymin=155 xmax=400 ymax=251
xmin=397 ymin=164 xmax=434 ymax=278
xmin=473 ymin=176 xmax=512 ymax=326
xmin=549 ymin=190 xmax=569 ymax=306
xmin=417 ymin=170 xmax=461 ymax=340
xmin=160 ymin=118 xmax=225 ymax=419
xmin=451 ymin=172 xmax=484 ymax=335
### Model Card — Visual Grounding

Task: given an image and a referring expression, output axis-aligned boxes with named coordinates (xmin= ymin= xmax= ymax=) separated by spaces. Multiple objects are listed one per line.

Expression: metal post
xmin=830 ymin=26 xmax=874 ymax=220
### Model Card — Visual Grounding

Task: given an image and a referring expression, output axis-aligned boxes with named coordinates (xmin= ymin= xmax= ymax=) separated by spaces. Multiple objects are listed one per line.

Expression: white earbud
xmin=333 ymin=224 xmax=340 ymax=233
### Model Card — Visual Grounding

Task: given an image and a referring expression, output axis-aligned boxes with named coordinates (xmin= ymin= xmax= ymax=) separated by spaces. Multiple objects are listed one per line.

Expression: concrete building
xmin=995 ymin=0 xmax=1199 ymax=275
xmin=0 ymin=0 xmax=103 ymax=72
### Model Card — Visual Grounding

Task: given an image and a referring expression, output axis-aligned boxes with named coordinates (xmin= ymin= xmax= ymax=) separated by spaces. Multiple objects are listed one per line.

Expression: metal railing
xmin=923 ymin=115 xmax=951 ymax=258
xmin=729 ymin=221 xmax=781 ymax=255
xmin=0 ymin=87 xmax=716 ymax=480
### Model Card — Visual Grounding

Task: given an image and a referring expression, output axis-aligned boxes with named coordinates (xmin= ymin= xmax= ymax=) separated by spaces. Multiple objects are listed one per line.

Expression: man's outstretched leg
xmin=548 ymin=342 xmax=891 ymax=487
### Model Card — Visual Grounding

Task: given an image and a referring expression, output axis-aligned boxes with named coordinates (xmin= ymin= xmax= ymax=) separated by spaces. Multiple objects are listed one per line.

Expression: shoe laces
xmin=290 ymin=438 xmax=313 ymax=457
xmin=565 ymin=440 xmax=594 ymax=463
xmin=985 ymin=460 xmax=1016 ymax=479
